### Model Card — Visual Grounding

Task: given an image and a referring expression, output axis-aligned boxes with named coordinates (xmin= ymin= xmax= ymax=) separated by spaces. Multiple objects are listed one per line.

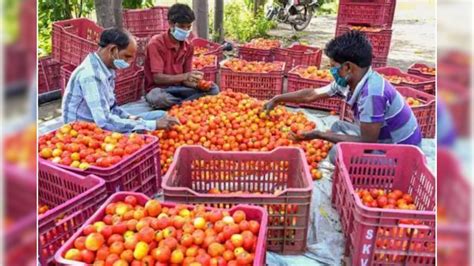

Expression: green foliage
xmin=215 ymin=0 xmax=276 ymax=43
xmin=3 ymin=0 xmax=20 ymax=44
xmin=315 ymin=0 xmax=338 ymax=15
xmin=123 ymin=0 xmax=154 ymax=9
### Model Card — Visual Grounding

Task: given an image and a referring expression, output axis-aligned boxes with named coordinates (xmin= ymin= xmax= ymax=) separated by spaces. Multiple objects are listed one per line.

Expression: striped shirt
xmin=328 ymin=67 xmax=422 ymax=145
xmin=62 ymin=53 xmax=156 ymax=133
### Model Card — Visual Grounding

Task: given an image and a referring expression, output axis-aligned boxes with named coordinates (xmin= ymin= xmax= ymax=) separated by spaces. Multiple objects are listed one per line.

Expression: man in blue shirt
xmin=62 ymin=28 xmax=180 ymax=133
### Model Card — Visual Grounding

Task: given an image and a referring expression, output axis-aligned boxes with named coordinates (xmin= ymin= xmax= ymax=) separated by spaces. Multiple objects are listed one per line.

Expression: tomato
xmin=377 ymin=196 xmax=388 ymax=208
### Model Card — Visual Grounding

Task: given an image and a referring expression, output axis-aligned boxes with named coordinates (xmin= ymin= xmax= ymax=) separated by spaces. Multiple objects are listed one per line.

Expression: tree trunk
xmin=95 ymin=0 xmax=115 ymax=28
xmin=253 ymin=0 xmax=265 ymax=16
xmin=113 ymin=0 xmax=123 ymax=28
xmin=214 ymin=0 xmax=224 ymax=43
xmin=192 ymin=0 xmax=208 ymax=39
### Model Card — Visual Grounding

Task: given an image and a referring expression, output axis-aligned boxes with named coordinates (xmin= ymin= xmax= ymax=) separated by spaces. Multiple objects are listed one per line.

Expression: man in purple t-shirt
xmin=263 ymin=31 xmax=422 ymax=163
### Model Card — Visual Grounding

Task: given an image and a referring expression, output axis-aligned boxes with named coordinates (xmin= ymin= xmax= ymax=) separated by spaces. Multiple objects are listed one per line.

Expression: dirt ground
xmin=38 ymin=0 xmax=436 ymax=121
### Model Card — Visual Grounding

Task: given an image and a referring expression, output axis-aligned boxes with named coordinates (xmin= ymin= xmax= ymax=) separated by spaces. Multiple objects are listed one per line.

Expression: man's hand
xmin=156 ymin=115 xmax=181 ymax=130
xmin=128 ymin=115 xmax=140 ymax=120
xmin=263 ymin=98 xmax=277 ymax=113
xmin=185 ymin=71 xmax=204 ymax=83
xmin=289 ymin=130 xmax=319 ymax=141
xmin=183 ymin=80 xmax=198 ymax=88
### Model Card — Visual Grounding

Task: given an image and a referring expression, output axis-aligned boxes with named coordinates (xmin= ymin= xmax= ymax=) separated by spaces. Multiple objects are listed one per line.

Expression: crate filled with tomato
xmin=238 ymin=38 xmax=281 ymax=62
xmin=192 ymin=54 xmax=218 ymax=83
xmin=162 ymin=146 xmax=312 ymax=254
xmin=332 ymin=143 xmax=435 ymax=265
xmin=55 ymin=192 xmax=268 ymax=266
xmin=220 ymin=59 xmax=285 ymax=100
xmin=287 ymin=65 xmax=342 ymax=112
xmin=192 ymin=37 xmax=223 ymax=60
xmin=151 ymin=91 xmax=331 ymax=181
xmin=375 ymin=67 xmax=436 ymax=94
xmin=38 ymin=121 xmax=161 ymax=196
xmin=407 ymin=63 xmax=436 ymax=80
xmin=273 ymin=44 xmax=322 ymax=73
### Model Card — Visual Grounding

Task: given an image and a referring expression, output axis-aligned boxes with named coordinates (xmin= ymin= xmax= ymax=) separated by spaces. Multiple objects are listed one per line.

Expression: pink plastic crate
xmin=220 ymin=60 xmax=285 ymax=100
xmin=273 ymin=44 xmax=322 ymax=73
xmin=123 ymin=6 xmax=169 ymax=38
xmin=52 ymin=18 xmax=103 ymax=66
xmin=38 ymin=160 xmax=107 ymax=265
xmin=407 ymin=63 xmax=436 ymax=80
xmin=336 ymin=26 xmax=393 ymax=58
xmin=38 ymin=56 xmax=61 ymax=94
xmin=238 ymin=40 xmax=281 ymax=62
xmin=55 ymin=192 xmax=268 ymax=266
xmin=39 ymin=128 xmax=161 ymax=197
xmin=60 ymin=63 xmax=144 ymax=105
xmin=287 ymin=66 xmax=341 ymax=112
xmin=340 ymin=86 xmax=436 ymax=138
xmin=332 ymin=143 xmax=435 ymax=265
xmin=437 ymin=149 xmax=471 ymax=266
xmin=336 ymin=0 xmax=396 ymax=27
xmin=192 ymin=37 xmax=224 ymax=61
xmin=193 ymin=55 xmax=218 ymax=83
xmin=438 ymin=80 xmax=470 ymax=137
xmin=372 ymin=56 xmax=387 ymax=68
xmin=162 ymin=145 xmax=312 ymax=254
xmin=375 ymin=67 xmax=436 ymax=94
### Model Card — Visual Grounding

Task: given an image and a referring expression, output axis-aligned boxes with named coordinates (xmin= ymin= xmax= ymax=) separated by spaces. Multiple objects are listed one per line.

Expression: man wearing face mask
xmin=143 ymin=3 xmax=219 ymax=109
xmin=263 ymin=31 xmax=422 ymax=163
xmin=62 ymin=28 xmax=180 ymax=133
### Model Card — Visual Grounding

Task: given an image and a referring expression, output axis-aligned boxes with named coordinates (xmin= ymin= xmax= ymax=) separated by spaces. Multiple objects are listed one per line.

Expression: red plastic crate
xmin=238 ymin=40 xmax=281 ymax=62
xmin=336 ymin=26 xmax=393 ymax=58
xmin=336 ymin=0 xmax=396 ymax=28
xmin=407 ymin=63 xmax=436 ymax=80
xmin=52 ymin=18 xmax=103 ymax=66
xmin=332 ymin=143 xmax=435 ymax=265
xmin=192 ymin=37 xmax=224 ymax=61
xmin=438 ymin=80 xmax=470 ymax=136
xmin=375 ymin=67 xmax=436 ymax=94
xmin=193 ymin=55 xmax=218 ymax=83
xmin=220 ymin=59 xmax=285 ymax=100
xmin=38 ymin=56 xmax=61 ymax=94
xmin=123 ymin=6 xmax=169 ymax=38
xmin=135 ymin=36 xmax=150 ymax=66
xmin=273 ymin=44 xmax=322 ymax=73
xmin=372 ymin=56 xmax=387 ymax=68
xmin=38 ymin=160 xmax=107 ymax=265
xmin=55 ymin=192 xmax=268 ymax=266
xmin=340 ymin=86 xmax=436 ymax=138
xmin=39 ymin=128 xmax=161 ymax=197
xmin=60 ymin=63 xmax=144 ymax=105
xmin=287 ymin=66 xmax=341 ymax=112
xmin=162 ymin=146 xmax=312 ymax=254
xmin=437 ymin=149 xmax=471 ymax=266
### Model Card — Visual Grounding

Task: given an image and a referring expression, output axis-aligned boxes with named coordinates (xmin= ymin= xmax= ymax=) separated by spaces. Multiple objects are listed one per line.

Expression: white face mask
xmin=112 ymin=49 xmax=130 ymax=69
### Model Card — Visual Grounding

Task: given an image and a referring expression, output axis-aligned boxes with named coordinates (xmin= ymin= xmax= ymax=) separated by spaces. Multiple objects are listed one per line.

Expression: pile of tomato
xmin=63 ymin=195 xmax=262 ymax=266
xmin=356 ymin=188 xmax=416 ymax=210
xmin=379 ymin=74 xmax=423 ymax=85
xmin=222 ymin=59 xmax=283 ymax=73
xmin=291 ymin=66 xmax=333 ymax=82
xmin=242 ymin=38 xmax=280 ymax=50
xmin=192 ymin=55 xmax=217 ymax=70
xmin=4 ymin=124 xmax=37 ymax=172
xmin=152 ymin=91 xmax=331 ymax=180
xmin=194 ymin=47 xmax=210 ymax=56
xmin=38 ymin=122 xmax=153 ymax=170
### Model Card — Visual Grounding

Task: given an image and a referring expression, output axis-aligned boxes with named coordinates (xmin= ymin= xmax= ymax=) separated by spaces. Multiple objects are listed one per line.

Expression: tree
xmin=94 ymin=0 xmax=123 ymax=28
xmin=192 ymin=0 xmax=208 ymax=39
xmin=213 ymin=0 xmax=224 ymax=42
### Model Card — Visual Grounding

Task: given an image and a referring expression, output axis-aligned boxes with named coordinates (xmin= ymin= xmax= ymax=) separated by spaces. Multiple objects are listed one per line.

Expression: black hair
xmin=98 ymin=27 xmax=131 ymax=50
xmin=168 ymin=3 xmax=195 ymax=24
xmin=324 ymin=30 xmax=373 ymax=68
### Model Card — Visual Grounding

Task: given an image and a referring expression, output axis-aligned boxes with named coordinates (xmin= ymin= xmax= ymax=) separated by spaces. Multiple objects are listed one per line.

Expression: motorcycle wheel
xmin=292 ymin=7 xmax=313 ymax=31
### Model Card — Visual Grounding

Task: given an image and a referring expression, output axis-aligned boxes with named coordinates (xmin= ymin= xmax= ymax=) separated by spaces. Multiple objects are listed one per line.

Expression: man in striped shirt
xmin=264 ymin=31 xmax=422 ymax=163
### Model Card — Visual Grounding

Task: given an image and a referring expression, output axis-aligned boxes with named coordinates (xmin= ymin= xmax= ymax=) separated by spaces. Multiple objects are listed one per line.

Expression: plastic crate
xmin=375 ymin=67 xmax=436 ymax=94
xmin=438 ymin=80 xmax=470 ymax=136
xmin=336 ymin=26 xmax=392 ymax=58
xmin=339 ymin=86 xmax=436 ymax=138
xmin=336 ymin=0 xmax=396 ymax=28
xmin=273 ymin=44 xmax=322 ymax=73
xmin=238 ymin=40 xmax=281 ymax=62
xmin=407 ymin=63 xmax=436 ymax=80
xmin=39 ymin=129 xmax=161 ymax=197
xmin=332 ymin=143 xmax=435 ymax=265
xmin=60 ymin=63 xmax=144 ymax=105
xmin=162 ymin=146 xmax=313 ymax=254
xmin=52 ymin=18 xmax=103 ymax=66
xmin=135 ymin=36 xmax=150 ymax=66
xmin=372 ymin=56 xmax=388 ymax=68
xmin=38 ymin=161 xmax=107 ymax=265
xmin=287 ymin=66 xmax=341 ymax=112
xmin=220 ymin=59 xmax=285 ymax=100
xmin=38 ymin=56 xmax=61 ymax=94
xmin=193 ymin=55 xmax=219 ymax=83
xmin=437 ymin=149 xmax=471 ymax=266
xmin=55 ymin=192 xmax=268 ymax=266
xmin=123 ymin=6 xmax=169 ymax=38
xmin=192 ymin=37 xmax=224 ymax=61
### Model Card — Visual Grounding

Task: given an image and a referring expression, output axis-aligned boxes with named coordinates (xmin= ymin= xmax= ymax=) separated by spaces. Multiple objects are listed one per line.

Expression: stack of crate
xmin=335 ymin=0 xmax=397 ymax=67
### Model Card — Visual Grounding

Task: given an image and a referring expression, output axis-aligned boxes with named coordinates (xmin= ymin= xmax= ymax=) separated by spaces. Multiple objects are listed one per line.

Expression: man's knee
xmin=330 ymin=120 xmax=346 ymax=133
xmin=208 ymin=84 xmax=220 ymax=95
xmin=328 ymin=144 xmax=337 ymax=164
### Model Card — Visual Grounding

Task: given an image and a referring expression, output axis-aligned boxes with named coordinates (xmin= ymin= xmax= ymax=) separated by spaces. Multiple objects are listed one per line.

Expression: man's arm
xmin=301 ymin=122 xmax=382 ymax=143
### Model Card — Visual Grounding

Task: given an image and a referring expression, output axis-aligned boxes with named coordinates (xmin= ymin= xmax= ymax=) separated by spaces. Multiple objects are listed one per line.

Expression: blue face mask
xmin=330 ymin=65 xmax=350 ymax=87
xmin=171 ymin=26 xmax=191 ymax=41
xmin=112 ymin=50 xmax=130 ymax=69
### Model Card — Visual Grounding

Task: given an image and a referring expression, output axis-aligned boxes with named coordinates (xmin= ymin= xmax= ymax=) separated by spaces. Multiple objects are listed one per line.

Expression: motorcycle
xmin=266 ymin=0 xmax=320 ymax=31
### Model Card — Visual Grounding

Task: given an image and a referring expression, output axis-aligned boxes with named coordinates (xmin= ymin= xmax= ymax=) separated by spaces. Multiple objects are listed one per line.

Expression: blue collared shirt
xmin=62 ymin=53 xmax=156 ymax=133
